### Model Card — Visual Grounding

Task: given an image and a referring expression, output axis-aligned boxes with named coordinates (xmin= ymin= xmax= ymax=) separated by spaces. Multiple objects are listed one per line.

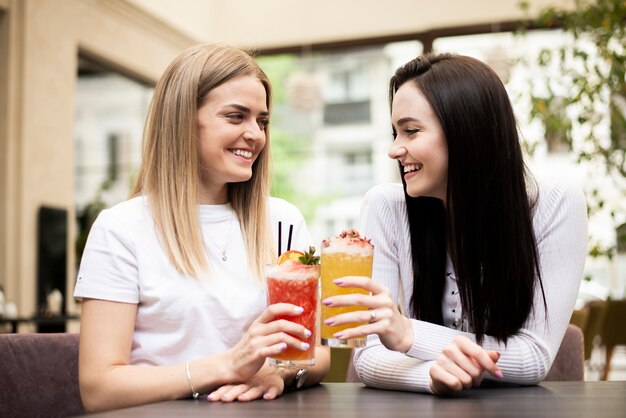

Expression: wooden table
xmin=85 ymin=381 xmax=626 ymax=418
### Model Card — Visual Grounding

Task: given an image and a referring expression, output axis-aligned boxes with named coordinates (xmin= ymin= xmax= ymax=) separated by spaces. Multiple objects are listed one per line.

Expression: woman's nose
xmin=243 ymin=121 xmax=265 ymax=142
xmin=388 ymin=141 xmax=407 ymax=160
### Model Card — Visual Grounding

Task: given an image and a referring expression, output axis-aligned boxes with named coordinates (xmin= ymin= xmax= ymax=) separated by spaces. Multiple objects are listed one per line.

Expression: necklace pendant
xmin=221 ymin=254 xmax=228 ymax=261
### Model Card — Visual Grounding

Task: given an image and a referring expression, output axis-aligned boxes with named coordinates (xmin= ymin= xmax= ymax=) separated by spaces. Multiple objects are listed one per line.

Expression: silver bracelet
xmin=185 ymin=361 xmax=200 ymax=399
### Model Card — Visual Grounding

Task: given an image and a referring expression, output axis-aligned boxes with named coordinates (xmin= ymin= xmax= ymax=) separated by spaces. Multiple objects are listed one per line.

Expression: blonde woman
xmin=74 ymin=44 xmax=330 ymax=412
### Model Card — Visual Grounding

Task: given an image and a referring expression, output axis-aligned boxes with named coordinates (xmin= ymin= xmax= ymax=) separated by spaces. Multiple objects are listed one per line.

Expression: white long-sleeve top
xmin=353 ymin=180 xmax=588 ymax=392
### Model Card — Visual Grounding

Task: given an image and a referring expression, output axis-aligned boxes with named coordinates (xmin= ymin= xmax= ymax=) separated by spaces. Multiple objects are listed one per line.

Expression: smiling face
xmin=388 ymin=81 xmax=448 ymax=202
xmin=196 ymin=75 xmax=269 ymax=204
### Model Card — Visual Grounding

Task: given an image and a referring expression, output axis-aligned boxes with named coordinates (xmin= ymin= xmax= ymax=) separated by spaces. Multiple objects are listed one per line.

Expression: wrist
xmin=400 ymin=317 xmax=414 ymax=353
xmin=219 ymin=351 xmax=242 ymax=384
xmin=274 ymin=365 xmax=297 ymax=388
xmin=280 ymin=367 xmax=308 ymax=391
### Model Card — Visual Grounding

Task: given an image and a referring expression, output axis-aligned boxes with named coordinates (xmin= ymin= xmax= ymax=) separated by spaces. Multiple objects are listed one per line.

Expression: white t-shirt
xmin=74 ymin=196 xmax=312 ymax=366
xmin=353 ymin=180 xmax=588 ymax=392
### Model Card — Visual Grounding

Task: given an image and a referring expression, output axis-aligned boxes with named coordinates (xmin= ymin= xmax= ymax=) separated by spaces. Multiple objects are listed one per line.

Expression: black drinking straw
xmin=287 ymin=224 xmax=294 ymax=251
xmin=278 ymin=221 xmax=282 ymax=255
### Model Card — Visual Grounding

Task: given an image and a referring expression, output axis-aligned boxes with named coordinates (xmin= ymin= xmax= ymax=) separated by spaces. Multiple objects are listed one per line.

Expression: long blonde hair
xmin=131 ymin=44 xmax=275 ymax=281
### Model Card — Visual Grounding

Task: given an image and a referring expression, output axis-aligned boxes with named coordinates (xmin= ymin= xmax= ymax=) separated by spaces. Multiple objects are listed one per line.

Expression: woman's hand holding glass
xmin=428 ymin=336 xmax=502 ymax=395
xmin=217 ymin=302 xmax=310 ymax=401
xmin=321 ymin=276 xmax=413 ymax=353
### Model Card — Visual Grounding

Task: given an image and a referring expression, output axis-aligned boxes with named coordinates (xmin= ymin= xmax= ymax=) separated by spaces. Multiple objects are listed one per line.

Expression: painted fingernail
xmin=207 ymin=394 xmax=216 ymax=401
xmin=294 ymin=306 xmax=304 ymax=313
xmin=322 ymin=298 xmax=332 ymax=306
xmin=279 ymin=342 xmax=287 ymax=351
xmin=494 ymin=370 xmax=504 ymax=379
xmin=324 ymin=318 xmax=335 ymax=325
xmin=334 ymin=332 xmax=344 ymax=339
xmin=304 ymin=329 xmax=312 ymax=338
xmin=301 ymin=342 xmax=310 ymax=350
xmin=333 ymin=279 xmax=344 ymax=285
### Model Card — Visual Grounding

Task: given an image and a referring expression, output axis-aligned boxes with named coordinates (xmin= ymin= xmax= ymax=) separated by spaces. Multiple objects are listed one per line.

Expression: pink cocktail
xmin=266 ymin=262 xmax=319 ymax=367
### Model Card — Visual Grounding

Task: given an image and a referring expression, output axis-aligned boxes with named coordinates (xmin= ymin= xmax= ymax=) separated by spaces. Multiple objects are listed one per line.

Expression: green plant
xmin=519 ymin=0 xmax=626 ymax=259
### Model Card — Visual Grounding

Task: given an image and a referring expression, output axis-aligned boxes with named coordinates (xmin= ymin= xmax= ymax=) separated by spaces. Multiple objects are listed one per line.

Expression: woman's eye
xmin=226 ymin=113 xmax=244 ymax=122
xmin=391 ymin=129 xmax=397 ymax=139
xmin=258 ymin=119 xmax=270 ymax=130
xmin=405 ymin=128 xmax=421 ymax=136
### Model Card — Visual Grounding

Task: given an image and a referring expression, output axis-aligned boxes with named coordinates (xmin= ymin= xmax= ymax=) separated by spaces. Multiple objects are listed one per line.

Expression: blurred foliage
xmin=519 ymin=0 xmax=626 ymax=259
xmin=75 ymin=179 xmax=113 ymax=266
xmin=257 ymin=54 xmax=329 ymax=222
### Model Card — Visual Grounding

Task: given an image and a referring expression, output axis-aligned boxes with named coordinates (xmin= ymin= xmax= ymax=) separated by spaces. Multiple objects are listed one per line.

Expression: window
xmin=74 ymin=56 xmax=152 ymax=209
xmin=342 ymin=150 xmax=373 ymax=195
xmin=323 ymin=67 xmax=370 ymax=125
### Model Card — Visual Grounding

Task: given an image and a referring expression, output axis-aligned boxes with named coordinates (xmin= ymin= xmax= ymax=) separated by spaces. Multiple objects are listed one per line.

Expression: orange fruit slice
xmin=277 ymin=250 xmax=304 ymax=264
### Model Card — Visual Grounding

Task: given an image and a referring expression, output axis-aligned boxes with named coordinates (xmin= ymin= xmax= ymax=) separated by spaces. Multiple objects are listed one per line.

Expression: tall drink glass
xmin=320 ymin=229 xmax=373 ymax=348
xmin=266 ymin=262 xmax=319 ymax=367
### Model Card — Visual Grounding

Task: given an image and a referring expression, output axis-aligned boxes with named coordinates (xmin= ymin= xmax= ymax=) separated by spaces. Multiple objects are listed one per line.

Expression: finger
xmin=324 ymin=308 xmax=382 ymax=327
xmin=219 ymin=384 xmax=251 ymax=402
xmin=328 ymin=307 xmax=398 ymax=338
xmin=487 ymin=350 xmax=503 ymax=379
xmin=237 ymin=385 xmax=266 ymax=402
xmin=436 ymin=352 xmax=474 ymax=390
xmin=256 ymin=334 xmax=311 ymax=358
xmin=429 ymin=362 xmax=464 ymax=393
xmin=263 ymin=385 xmax=281 ymax=400
xmin=442 ymin=344 xmax=484 ymax=383
xmin=453 ymin=337 xmax=503 ymax=379
xmin=331 ymin=276 xmax=390 ymax=296
xmin=488 ymin=350 xmax=501 ymax=362
xmin=260 ymin=319 xmax=313 ymax=340
xmin=207 ymin=385 xmax=235 ymax=402
xmin=322 ymin=292 xmax=391 ymax=310
xmin=256 ymin=304 xmax=306 ymax=324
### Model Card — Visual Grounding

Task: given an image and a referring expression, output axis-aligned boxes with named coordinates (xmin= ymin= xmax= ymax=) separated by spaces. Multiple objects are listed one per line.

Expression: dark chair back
xmin=0 ymin=333 xmax=84 ymax=418
xmin=601 ymin=299 xmax=626 ymax=346
xmin=583 ymin=300 xmax=607 ymax=361
xmin=570 ymin=308 xmax=589 ymax=331
xmin=600 ymin=299 xmax=626 ymax=380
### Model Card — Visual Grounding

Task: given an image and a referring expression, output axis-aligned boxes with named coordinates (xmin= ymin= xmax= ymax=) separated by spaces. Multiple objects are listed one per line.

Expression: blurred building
xmin=3 ymin=0 xmax=621 ymax=324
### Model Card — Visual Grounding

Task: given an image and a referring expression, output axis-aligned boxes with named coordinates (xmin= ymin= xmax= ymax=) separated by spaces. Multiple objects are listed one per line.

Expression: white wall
xmin=129 ymin=0 xmax=573 ymax=49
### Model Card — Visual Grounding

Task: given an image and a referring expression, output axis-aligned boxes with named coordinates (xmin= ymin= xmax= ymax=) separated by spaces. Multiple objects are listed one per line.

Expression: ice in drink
xmin=266 ymin=261 xmax=319 ymax=367
xmin=321 ymin=229 xmax=373 ymax=348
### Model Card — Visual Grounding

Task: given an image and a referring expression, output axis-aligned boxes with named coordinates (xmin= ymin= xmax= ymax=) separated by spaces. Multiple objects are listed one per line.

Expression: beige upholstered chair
xmin=0 ymin=333 xmax=84 ymax=418
xmin=544 ymin=324 xmax=585 ymax=381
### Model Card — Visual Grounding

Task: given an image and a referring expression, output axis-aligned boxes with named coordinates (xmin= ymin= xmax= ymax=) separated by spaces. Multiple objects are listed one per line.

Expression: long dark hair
xmin=389 ymin=53 xmax=545 ymax=344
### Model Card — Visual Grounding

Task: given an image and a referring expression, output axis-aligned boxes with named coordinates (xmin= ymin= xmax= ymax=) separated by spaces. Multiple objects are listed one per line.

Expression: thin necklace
xmin=205 ymin=215 xmax=235 ymax=262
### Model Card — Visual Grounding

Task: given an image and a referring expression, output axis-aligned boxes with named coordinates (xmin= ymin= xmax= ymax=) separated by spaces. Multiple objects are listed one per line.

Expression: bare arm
xmin=78 ymin=299 xmax=232 ymax=411
xmin=79 ymin=298 xmax=314 ymax=412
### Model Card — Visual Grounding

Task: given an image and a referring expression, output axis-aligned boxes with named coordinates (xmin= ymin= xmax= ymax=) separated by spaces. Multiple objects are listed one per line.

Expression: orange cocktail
xmin=320 ymin=229 xmax=373 ymax=348
xmin=266 ymin=262 xmax=319 ymax=367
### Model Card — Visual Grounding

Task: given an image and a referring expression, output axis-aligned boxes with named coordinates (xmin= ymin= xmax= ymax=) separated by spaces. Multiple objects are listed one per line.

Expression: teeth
xmin=232 ymin=149 xmax=252 ymax=159
xmin=403 ymin=164 xmax=420 ymax=173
